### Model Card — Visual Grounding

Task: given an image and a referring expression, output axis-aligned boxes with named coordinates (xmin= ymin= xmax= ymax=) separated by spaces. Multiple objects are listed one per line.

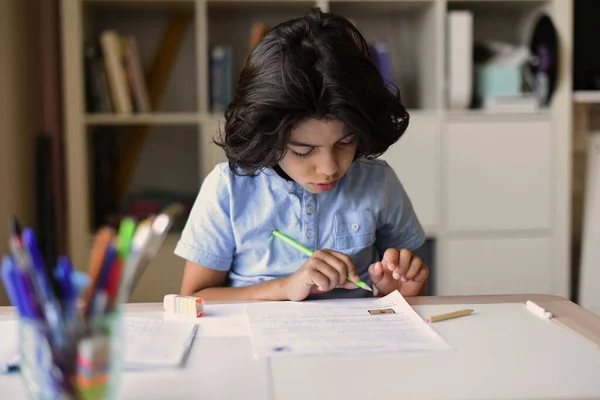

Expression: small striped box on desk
xmin=163 ymin=295 xmax=204 ymax=318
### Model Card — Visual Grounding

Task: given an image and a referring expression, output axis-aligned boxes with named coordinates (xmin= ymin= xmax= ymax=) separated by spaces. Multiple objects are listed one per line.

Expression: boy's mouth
xmin=311 ymin=180 xmax=338 ymax=192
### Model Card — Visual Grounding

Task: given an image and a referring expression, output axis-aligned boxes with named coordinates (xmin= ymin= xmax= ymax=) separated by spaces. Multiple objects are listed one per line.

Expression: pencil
xmin=272 ymin=229 xmax=372 ymax=292
xmin=426 ymin=309 xmax=474 ymax=323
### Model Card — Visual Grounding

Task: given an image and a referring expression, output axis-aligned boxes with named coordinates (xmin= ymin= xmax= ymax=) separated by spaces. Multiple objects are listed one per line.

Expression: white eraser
xmin=526 ymin=300 xmax=553 ymax=319
xmin=163 ymin=294 xmax=204 ymax=317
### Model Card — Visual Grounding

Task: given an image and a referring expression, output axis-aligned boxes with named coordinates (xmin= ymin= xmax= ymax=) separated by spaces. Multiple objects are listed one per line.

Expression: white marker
xmin=526 ymin=300 xmax=553 ymax=319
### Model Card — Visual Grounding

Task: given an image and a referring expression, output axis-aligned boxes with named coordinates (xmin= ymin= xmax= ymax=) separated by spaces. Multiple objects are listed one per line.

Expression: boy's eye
xmin=291 ymin=148 xmax=314 ymax=158
xmin=338 ymin=135 xmax=356 ymax=146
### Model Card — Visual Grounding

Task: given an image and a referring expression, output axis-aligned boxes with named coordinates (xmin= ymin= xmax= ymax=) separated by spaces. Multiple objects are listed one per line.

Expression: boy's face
xmin=278 ymin=118 xmax=358 ymax=194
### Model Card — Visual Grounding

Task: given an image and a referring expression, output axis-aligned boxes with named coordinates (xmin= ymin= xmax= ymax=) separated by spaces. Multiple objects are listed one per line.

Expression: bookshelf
xmin=85 ymin=113 xmax=202 ymax=124
xmin=60 ymin=0 xmax=573 ymax=302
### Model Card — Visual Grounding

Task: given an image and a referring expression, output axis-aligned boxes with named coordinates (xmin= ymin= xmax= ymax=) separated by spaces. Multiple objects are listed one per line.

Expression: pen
xmin=116 ymin=221 xmax=152 ymax=304
xmin=21 ymin=228 xmax=66 ymax=345
xmin=115 ymin=212 xmax=177 ymax=304
xmin=22 ymin=228 xmax=58 ymax=299
xmin=8 ymin=235 xmax=42 ymax=319
xmin=1 ymin=255 xmax=25 ymax=317
xmin=272 ymin=229 xmax=373 ymax=291
xmin=54 ymin=256 xmax=75 ymax=322
xmin=128 ymin=213 xmax=175 ymax=297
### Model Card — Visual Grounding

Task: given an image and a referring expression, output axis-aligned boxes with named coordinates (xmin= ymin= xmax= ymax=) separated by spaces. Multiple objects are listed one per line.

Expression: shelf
xmin=329 ymin=0 xmax=440 ymax=110
xmin=447 ymin=0 xmax=549 ymax=13
xmin=207 ymin=1 xmax=315 ymax=115
xmin=85 ymin=113 xmax=202 ymax=125
xmin=328 ymin=0 xmax=434 ymax=13
xmin=447 ymin=0 xmax=548 ymax=49
xmin=83 ymin=0 xmax=194 ymax=10
xmin=83 ymin=5 xmax=198 ymax=114
xmin=573 ymin=91 xmax=600 ymax=105
xmin=444 ymin=109 xmax=551 ymax=122
xmin=207 ymin=0 xmax=316 ymax=10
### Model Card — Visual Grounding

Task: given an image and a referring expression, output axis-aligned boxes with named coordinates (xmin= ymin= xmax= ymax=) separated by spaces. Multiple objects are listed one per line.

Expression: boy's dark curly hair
xmin=214 ymin=7 xmax=409 ymax=175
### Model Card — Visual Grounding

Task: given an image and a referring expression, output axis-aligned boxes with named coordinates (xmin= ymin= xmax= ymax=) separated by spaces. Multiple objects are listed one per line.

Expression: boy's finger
xmin=317 ymin=262 xmax=342 ymax=291
xmin=308 ymin=269 xmax=330 ymax=292
xmin=315 ymin=250 xmax=353 ymax=286
xmin=329 ymin=250 xmax=359 ymax=281
xmin=404 ymin=256 xmax=424 ymax=281
xmin=368 ymin=262 xmax=384 ymax=284
xmin=395 ymin=249 xmax=413 ymax=278
xmin=313 ymin=251 xmax=344 ymax=286
xmin=382 ymin=248 xmax=400 ymax=272
xmin=411 ymin=265 xmax=429 ymax=283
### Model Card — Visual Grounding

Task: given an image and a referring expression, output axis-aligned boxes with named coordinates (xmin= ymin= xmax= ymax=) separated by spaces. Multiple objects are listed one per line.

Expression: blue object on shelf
xmin=476 ymin=64 xmax=522 ymax=98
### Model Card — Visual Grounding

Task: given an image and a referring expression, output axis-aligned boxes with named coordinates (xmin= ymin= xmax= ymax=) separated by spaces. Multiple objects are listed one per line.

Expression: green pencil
xmin=117 ymin=217 xmax=137 ymax=260
xmin=272 ymin=229 xmax=373 ymax=292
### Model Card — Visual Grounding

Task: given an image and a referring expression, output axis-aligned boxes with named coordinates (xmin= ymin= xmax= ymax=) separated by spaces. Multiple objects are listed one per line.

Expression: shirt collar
xmin=262 ymin=167 xmax=298 ymax=193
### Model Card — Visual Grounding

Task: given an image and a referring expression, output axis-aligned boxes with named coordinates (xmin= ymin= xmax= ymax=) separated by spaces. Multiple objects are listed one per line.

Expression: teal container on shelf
xmin=476 ymin=64 xmax=522 ymax=98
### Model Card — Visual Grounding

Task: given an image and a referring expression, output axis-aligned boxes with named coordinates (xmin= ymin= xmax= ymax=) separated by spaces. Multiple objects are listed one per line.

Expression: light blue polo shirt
xmin=174 ymin=158 xmax=425 ymax=299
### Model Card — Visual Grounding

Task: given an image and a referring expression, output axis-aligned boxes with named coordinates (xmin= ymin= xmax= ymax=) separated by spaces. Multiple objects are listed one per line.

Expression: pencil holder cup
xmin=18 ymin=312 xmax=125 ymax=400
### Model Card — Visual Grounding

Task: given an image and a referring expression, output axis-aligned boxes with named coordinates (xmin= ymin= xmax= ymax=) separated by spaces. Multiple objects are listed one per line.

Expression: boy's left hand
xmin=368 ymin=248 xmax=429 ymax=297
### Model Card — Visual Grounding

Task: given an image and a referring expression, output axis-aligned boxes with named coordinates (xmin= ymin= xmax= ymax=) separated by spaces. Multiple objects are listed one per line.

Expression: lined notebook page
xmin=124 ymin=317 xmax=198 ymax=369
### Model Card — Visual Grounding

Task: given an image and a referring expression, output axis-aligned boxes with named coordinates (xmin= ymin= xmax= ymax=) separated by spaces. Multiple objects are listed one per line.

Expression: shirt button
xmin=307 ymin=206 xmax=313 ymax=214
xmin=351 ymin=223 xmax=359 ymax=231
xmin=306 ymin=230 xmax=313 ymax=238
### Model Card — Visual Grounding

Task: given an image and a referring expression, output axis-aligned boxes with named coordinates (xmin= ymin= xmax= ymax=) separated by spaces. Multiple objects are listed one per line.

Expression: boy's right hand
xmin=284 ymin=250 xmax=361 ymax=301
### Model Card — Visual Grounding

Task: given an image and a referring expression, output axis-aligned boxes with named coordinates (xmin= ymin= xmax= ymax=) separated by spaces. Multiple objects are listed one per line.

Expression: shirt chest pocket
xmin=334 ymin=210 xmax=376 ymax=251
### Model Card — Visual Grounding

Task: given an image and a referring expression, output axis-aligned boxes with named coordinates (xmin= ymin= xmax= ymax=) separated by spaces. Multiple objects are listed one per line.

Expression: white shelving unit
xmin=574 ymin=90 xmax=600 ymax=104
xmin=60 ymin=0 xmax=573 ymax=301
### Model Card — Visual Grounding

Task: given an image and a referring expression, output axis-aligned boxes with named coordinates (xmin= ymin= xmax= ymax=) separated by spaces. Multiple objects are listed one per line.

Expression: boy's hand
xmin=368 ymin=248 xmax=429 ymax=297
xmin=284 ymin=250 xmax=360 ymax=301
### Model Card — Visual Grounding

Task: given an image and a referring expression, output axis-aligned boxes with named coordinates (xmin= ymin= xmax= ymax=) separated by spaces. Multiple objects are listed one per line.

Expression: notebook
xmin=123 ymin=317 xmax=198 ymax=370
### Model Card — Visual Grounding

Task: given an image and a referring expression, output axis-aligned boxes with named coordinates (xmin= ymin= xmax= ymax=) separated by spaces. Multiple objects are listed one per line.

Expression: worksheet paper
xmin=245 ymin=290 xmax=451 ymax=357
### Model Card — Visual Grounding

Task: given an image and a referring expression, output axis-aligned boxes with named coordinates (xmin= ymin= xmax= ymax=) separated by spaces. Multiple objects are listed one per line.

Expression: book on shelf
xmin=208 ymin=21 xmax=269 ymax=114
xmin=247 ymin=21 xmax=269 ymax=64
xmin=85 ymin=30 xmax=151 ymax=115
xmin=209 ymin=45 xmax=233 ymax=114
xmin=346 ymin=19 xmax=396 ymax=92
xmin=370 ymin=40 xmax=394 ymax=90
xmin=85 ymin=43 xmax=112 ymax=114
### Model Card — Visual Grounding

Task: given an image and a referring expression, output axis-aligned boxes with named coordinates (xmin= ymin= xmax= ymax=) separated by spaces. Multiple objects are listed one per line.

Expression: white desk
xmin=1 ymin=294 xmax=600 ymax=400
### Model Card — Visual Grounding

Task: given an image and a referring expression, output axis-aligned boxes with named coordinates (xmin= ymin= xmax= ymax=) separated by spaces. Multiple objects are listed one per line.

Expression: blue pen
xmin=21 ymin=228 xmax=57 ymax=299
xmin=1 ymin=256 xmax=25 ymax=316
xmin=11 ymin=263 xmax=39 ymax=319
xmin=54 ymin=256 xmax=75 ymax=322
xmin=20 ymin=229 xmax=65 ymax=346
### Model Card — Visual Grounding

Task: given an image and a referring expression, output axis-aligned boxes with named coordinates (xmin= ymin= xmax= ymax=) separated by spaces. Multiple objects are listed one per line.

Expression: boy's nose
xmin=316 ymin=155 xmax=339 ymax=178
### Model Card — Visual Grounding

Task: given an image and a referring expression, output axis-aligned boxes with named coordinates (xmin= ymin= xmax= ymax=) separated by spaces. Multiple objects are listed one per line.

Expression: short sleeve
xmin=376 ymin=163 xmax=426 ymax=252
xmin=174 ymin=165 xmax=235 ymax=271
